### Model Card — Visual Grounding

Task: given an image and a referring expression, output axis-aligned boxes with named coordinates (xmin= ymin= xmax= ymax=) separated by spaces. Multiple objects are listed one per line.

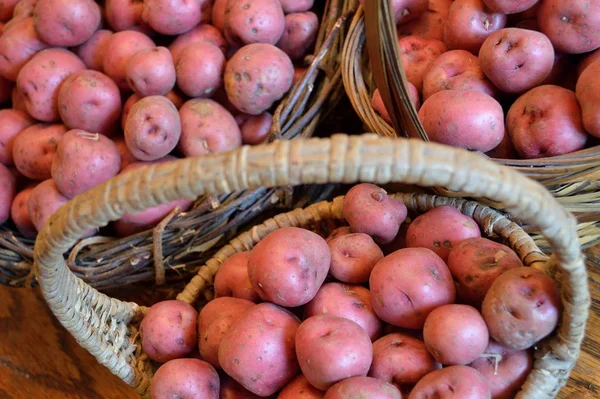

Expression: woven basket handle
xmin=34 ymin=134 xmax=588 ymax=394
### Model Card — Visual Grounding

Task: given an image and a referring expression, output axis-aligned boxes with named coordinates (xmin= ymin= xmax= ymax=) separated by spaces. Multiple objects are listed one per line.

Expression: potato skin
xmin=296 ymin=315 xmax=373 ymax=391
xmin=102 ymin=30 xmax=155 ymax=90
xmin=224 ymin=43 xmax=294 ymax=115
xmin=372 ymin=84 xmax=420 ymax=123
xmin=27 ymin=178 xmax=68 ymax=231
xmin=370 ymin=247 xmax=456 ymax=329
xmin=277 ymin=11 xmax=319 ymax=61
xmin=219 ymin=374 xmax=274 ymax=399
xmin=398 ymin=36 xmax=446 ymax=91
xmin=0 ymin=17 xmax=49 ymax=81
xmin=397 ymin=0 xmax=453 ymax=41
xmin=126 ymin=46 xmax=176 ymax=96
xmin=408 ymin=365 xmax=491 ymax=399
xmin=328 ymin=233 xmax=383 ymax=284
xmin=0 ymin=0 xmax=19 ymax=21
xmin=33 ymin=0 xmax=101 ymax=47
xmin=240 ymin=112 xmax=272 ymax=144
xmin=13 ymin=123 xmax=68 ymax=180
xmin=176 ymin=42 xmax=225 ymax=98
xmin=142 ymin=0 xmax=206 ymax=35
xmin=168 ymin=24 xmax=227 ymax=64
xmin=506 ymin=85 xmax=588 ymax=158
xmin=213 ymin=252 xmax=261 ymax=302
xmin=324 ymin=376 xmax=402 ymax=399
xmin=224 ymin=0 xmax=285 ymax=46
xmin=218 ymin=302 xmax=301 ymax=396
xmin=576 ymin=59 xmax=600 ymax=138
xmin=151 ymin=358 xmax=219 ymax=399
xmin=113 ymin=137 xmax=139 ymax=172
xmin=482 ymin=0 xmax=538 ymax=14
xmin=104 ymin=0 xmax=149 ymax=33
xmin=74 ymin=29 xmax=113 ymax=72
xmin=10 ymin=185 xmax=36 ymax=237
xmin=279 ymin=374 xmax=325 ymax=399
xmin=482 ymin=267 xmax=561 ymax=350
xmin=278 ymin=0 xmax=313 ymax=13
xmin=0 ymin=109 xmax=34 ymax=165
xmin=0 ymin=163 xmax=15 ymax=223
xmin=247 ymin=226 xmax=330 ymax=307
xmin=447 ymin=237 xmax=523 ymax=306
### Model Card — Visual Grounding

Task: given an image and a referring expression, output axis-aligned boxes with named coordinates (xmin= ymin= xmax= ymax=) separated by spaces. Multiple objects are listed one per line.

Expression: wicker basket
xmin=35 ymin=134 xmax=589 ymax=398
xmin=0 ymin=0 xmax=358 ymax=289
xmin=340 ymin=4 xmax=600 ymax=252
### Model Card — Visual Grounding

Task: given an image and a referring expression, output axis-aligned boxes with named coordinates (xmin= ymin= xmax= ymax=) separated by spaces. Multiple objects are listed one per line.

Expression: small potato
xmin=197 ymin=297 xmax=255 ymax=368
xmin=304 ymin=283 xmax=383 ymax=341
xmin=0 ymin=163 xmax=15 ymax=223
xmin=406 ymin=205 xmax=482 ymax=261
xmin=485 ymin=131 xmax=518 ymax=159
xmin=178 ymin=98 xmax=242 ymax=157
xmin=397 ymin=0 xmax=453 ymax=41
xmin=176 ymin=42 xmax=225 ymax=98
xmin=164 ymin=89 xmax=186 ymax=109
xmin=27 ymin=179 xmax=69 ymax=231
xmin=224 ymin=43 xmax=294 ymax=115
xmin=482 ymin=267 xmax=561 ymax=350
xmin=168 ymin=24 xmax=227 ymax=65
xmin=113 ymin=137 xmax=139 ymax=172
xmin=224 ymin=0 xmax=285 ymax=46
xmin=278 ymin=0 xmax=313 ymax=13
xmin=126 ymin=47 xmax=175 ymax=96
xmin=74 ymin=29 xmax=113 ymax=72
xmin=324 ymin=376 xmax=402 ymax=399
xmin=296 ymin=315 xmax=373 ymax=390
xmin=142 ymin=0 xmax=207 ymax=35
xmin=33 ymin=0 xmax=101 ymax=46
xmin=240 ymin=112 xmax=272 ymax=144
xmin=219 ymin=374 xmax=273 ymax=399
xmin=372 ymin=83 xmax=421 ymax=123
xmin=211 ymin=0 xmax=226 ymax=32
xmin=538 ymin=0 xmax=600 ymax=54
xmin=343 ymin=183 xmax=408 ymax=244
xmin=577 ymin=48 xmax=600 ymax=78
xmin=102 ymin=30 xmax=155 ymax=90
xmin=248 ymin=226 xmax=330 ymax=307
xmin=218 ymin=302 xmax=301 ymax=396
xmin=10 ymin=185 xmax=36 ymax=237
xmin=369 ymin=332 xmax=439 ymax=385
xmin=422 ymin=49 xmax=497 ymax=100
xmin=104 ymin=0 xmax=152 ymax=33
xmin=16 ymin=48 xmax=86 ymax=122
xmin=151 ymin=358 xmax=219 ymax=399
xmin=479 ymin=28 xmax=555 ymax=93
xmin=139 ymin=300 xmax=198 ymax=363
xmin=279 ymin=374 xmax=325 ymax=399
xmin=444 ymin=0 xmax=507 ymax=54
xmin=0 ymin=17 xmax=49 ymax=81
xmin=13 ymin=123 xmax=68 ymax=180
xmin=327 ymin=233 xmax=383 ymax=284
xmin=370 ymin=247 xmax=456 ymax=329
xmin=213 ymin=252 xmax=261 ymax=302
xmin=58 ymin=70 xmax=122 ymax=136
xmin=0 ymin=109 xmax=34 ymax=165
xmin=125 ymin=95 xmax=181 ymax=161
xmin=469 ymin=341 xmax=533 ymax=399
xmin=448 ymin=237 xmax=523 ymax=306
xmin=506 ymin=85 xmax=588 ymax=158
xmin=277 ymin=11 xmax=319 ymax=61
xmin=398 ymin=36 xmax=446 ymax=91
xmin=408 ymin=365 xmax=491 ymax=399
xmin=121 ymin=93 xmax=141 ymax=131
xmin=576 ymin=59 xmax=600 ymax=137
xmin=423 ymin=304 xmax=489 ymax=365
xmin=51 ymin=130 xmax=121 ymax=199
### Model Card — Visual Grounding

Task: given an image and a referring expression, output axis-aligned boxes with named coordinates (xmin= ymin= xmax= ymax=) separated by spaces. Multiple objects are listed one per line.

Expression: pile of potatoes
xmin=140 ymin=183 xmax=561 ymax=399
xmin=368 ymin=0 xmax=600 ymax=160
xmin=0 ymin=0 xmax=320 ymax=237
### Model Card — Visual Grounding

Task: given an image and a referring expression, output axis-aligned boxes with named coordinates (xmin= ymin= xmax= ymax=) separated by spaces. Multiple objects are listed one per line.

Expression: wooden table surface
xmin=0 ymin=249 xmax=598 ymax=399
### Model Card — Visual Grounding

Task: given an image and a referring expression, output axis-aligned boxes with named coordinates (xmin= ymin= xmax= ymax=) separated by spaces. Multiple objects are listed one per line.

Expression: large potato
xmin=0 ymin=109 xmax=34 ymax=165
xmin=224 ymin=0 xmax=285 ymax=46
xmin=276 ymin=11 xmax=319 ymax=61
xmin=151 ymin=358 xmax=219 ymax=399
xmin=279 ymin=374 xmax=325 ymax=399
xmin=0 ymin=17 xmax=48 ymax=81
xmin=408 ymin=365 xmax=491 ymax=398
xmin=576 ymin=59 xmax=600 ymax=138
xmin=296 ymin=315 xmax=373 ymax=390
xmin=370 ymin=247 xmax=456 ymax=329
xmin=327 ymin=233 xmax=383 ymax=284
xmin=218 ymin=302 xmax=301 ymax=396
xmin=247 ymin=226 xmax=330 ymax=307
xmin=213 ymin=252 xmax=260 ymax=302
xmin=142 ymin=0 xmax=208 ymax=35
xmin=33 ymin=0 xmax=101 ymax=46
xmin=126 ymin=46 xmax=176 ymax=96
xmin=13 ymin=123 xmax=68 ymax=180
xmin=74 ymin=29 xmax=113 ymax=72
xmin=176 ymin=42 xmax=225 ymax=98
xmin=398 ymin=35 xmax=446 ymax=91
xmin=324 ymin=377 xmax=401 ymax=399
xmin=10 ymin=185 xmax=36 ymax=238
xmin=102 ymin=30 xmax=155 ymax=90
xmin=0 ymin=163 xmax=15 ymax=223
xmin=168 ymin=24 xmax=227 ymax=64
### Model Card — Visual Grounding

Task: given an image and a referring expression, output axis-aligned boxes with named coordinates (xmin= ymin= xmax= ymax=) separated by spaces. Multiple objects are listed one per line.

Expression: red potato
xmin=113 ymin=137 xmax=138 ymax=172
xmin=121 ymin=92 xmax=141 ymax=130
xmin=151 ymin=358 xmax=219 ymax=399
xmin=247 ymin=226 xmax=330 ymax=307
xmin=278 ymin=0 xmax=313 ymax=14
xmin=11 ymin=85 xmax=27 ymax=113
xmin=343 ymin=183 xmax=408 ymax=244
xmin=577 ymin=59 xmax=600 ymax=138
xmin=279 ymin=374 xmax=325 ymax=399
xmin=102 ymin=30 xmax=155 ymax=90
xmin=277 ymin=11 xmax=319 ymax=61
xmin=27 ymin=179 xmax=69 ymax=232
xmin=0 ymin=162 xmax=15 ymax=222
xmin=406 ymin=205 xmax=482 ymax=261
xmin=218 ymin=302 xmax=301 ymax=396
xmin=211 ymin=0 xmax=226 ymax=32
xmin=577 ymin=48 xmax=600 ymax=78
xmin=398 ymin=36 xmax=446 ymax=91
xmin=219 ymin=374 xmax=274 ymax=399
xmin=370 ymin=332 xmax=439 ymax=386
xmin=74 ymin=29 xmax=113 ymax=72
xmin=327 ymin=233 xmax=383 ymax=284
xmin=359 ymin=0 xmax=428 ymax=24
xmin=139 ymin=300 xmax=198 ymax=363
xmin=422 ymin=49 xmax=497 ymax=100
xmin=51 ymin=130 xmax=121 ymax=199
xmin=0 ymin=0 xmax=19 ymax=21
xmin=168 ymin=24 xmax=227 ymax=65
xmin=224 ymin=43 xmax=294 ymax=115
xmin=240 ymin=112 xmax=272 ymax=144
xmin=481 ymin=0 xmax=537 ymax=14
xmin=372 ymin=84 xmax=421 ymax=123
xmin=178 ymin=98 xmax=242 ymax=157
xmin=482 ymin=267 xmax=561 ymax=350
xmin=470 ymin=341 xmax=533 ymax=399
xmin=326 ymin=226 xmax=352 ymax=242
xmin=176 ymin=42 xmax=225 ymax=98
xmin=10 ymin=186 xmax=36 ymax=238
xmin=304 ymin=283 xmax=384 ymax=341
xmin=296 ymin=315 xmax=373 ymax=390
xmin=507 ymin=85 xmax=588 ymax=158
xmin=293 ymin=66 xmax=307 ymax=84
xmin=485 ymin=131 xmax=518 ymax=159
xmin=33 ymin=0 xmax=101 ymax=47
xmin=126 ymin=46 xmax=176 ymax=96
xmin=13 ymin=123 xmax=68 ymax=180
xmin=448 ymin=237 xmax=523 ymax=306
xmin=142 ymin=0 xmax=207 ymax=36
xmin=213 ymin=252 xmax=261 ymax=302
xmin=104 ymin=0 xmax=149 ymax=33
xmin=124 ymin=95 xmax=181 ymax=161
xmin=0 ymin=109 xmax=34 ymax=165
xmin=164 ymin=89 xmax=186 ymax=109
xmin=58 ymin=70 xmax=122 ymax=136
xmin=408 ymin=365 xmax=491 ymax=399
xmin=478 ymin=28 xmax=555 ymax=93
xmin=397 ymin=0 xmax=453 ymax=41
xmin=324 ymin=377 xmax=402 ymax=399
xmin=370 ymin=247 xmax=456 ymax=329
xmin=224 ymin=0 xmax=285 ymax=46
xmin=0 ymin=17 xmax=49 ymax=81
xmin=197 ymin=297 xmax=255 ymax=368
xmin=538 ymin=0 xmax=600 ymax=54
